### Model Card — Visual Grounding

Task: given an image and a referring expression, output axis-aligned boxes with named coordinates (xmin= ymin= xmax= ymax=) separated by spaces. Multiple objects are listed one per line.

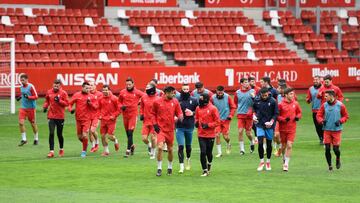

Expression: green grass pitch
xmin=0 ymin=93 xmax=359 ymax=202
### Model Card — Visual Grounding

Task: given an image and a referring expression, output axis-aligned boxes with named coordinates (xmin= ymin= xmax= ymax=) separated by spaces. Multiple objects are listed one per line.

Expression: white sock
xmin=240 ymin=141 xmax=245 ymax=152
xmin=279 ymin=143 xmax=282 ymax=149
xmin=180 ymin=163 xmax=184 ymax=170
xmin=263 ymin=143 xmax=267 ymax=150
xmin=250 ymin=139 xmax=254 ymax=145
xmin=50 ymin=150 xmax=54 ymax=153
xmin=285 ymin=156 xmax=290 ymax=165
xmin=148 ymin=142 xmax=152 ymax=148
xmin=151 ymin=148 xmax=155 ymax=155
xmin=104 ymin=146 xmax=109 ymax=153
xmin=21 ymin=132 xmax=27 ymax=141
xmin=274 ymin=143 xmax=278 ymax=149
xmin=157 ymin=161 xmax=162 ymax=170
xmin=266 ymin=159 xmax=271 ymax=163
xmin=114 ymin=139 xmax=118 ymax=144
xmin=92 ymin=142 xmax=95 ymax=148
xmin=96 ymin=139 xmax=99 ymax=145
xmin=34 ymin=132 xmax=38 ymax=141
xmin=168 ymin=161 xmax=173 ymax=169
xmin=217 ymin=144 xmax=222 ymax=154
xmin=260 ymin=158 xmax=264 ymax=163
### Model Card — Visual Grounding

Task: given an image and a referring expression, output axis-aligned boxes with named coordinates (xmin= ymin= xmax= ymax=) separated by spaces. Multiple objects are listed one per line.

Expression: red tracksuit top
xmin=99 ymin=93 xmax=119 ymax=121
xmin=140 ymin=94 xmax=160 ymax=126
xmin=195 ymin=103 xmax=220 ymax=138
xmin=151 ymin=97 xmax=183 ymax=133
xmin=68 ymin=91 xmax=98 ymax=121
xmin=89 ymin=90 xmax=102 ymax=120
xmin=118 ymin=88 xmax=145 ymax=116
xmin=43 ymin=88 xmax=69 ymax=119
xmin=317 ymin=84 xmax=344 ymax=104
xmin=277 ymin=99 xmax=302 ymax=133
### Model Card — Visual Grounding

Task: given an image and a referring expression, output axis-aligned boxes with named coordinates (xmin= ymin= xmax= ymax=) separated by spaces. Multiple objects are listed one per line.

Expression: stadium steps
xmin=107 ymin=18 xmax=177 ymax=66
xmin=243 ymin=9 xmax=317 ymax=64
xmin=254 ymin=19 xmax=319 ymax=64
xmin=178 ymin=0 xmax=199 ymax=9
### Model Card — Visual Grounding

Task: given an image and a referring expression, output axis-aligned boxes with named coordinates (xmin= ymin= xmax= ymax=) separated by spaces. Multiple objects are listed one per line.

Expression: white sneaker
xmin=283 ymin=164 xmax=288 ymax=172
xmin=215 ymin=153 xmax=222 ymax=158
xmin=150 ymin=154 xmax=155 ymax=159
xmin=201 ymin=171 xmax=209 ymax=177
xmin=226 ymin=144 xmax=231 ymax=154
xmin=179 ymin=168 xmax=184 ymax=174
xmin=257 ymin=162 xmax=265 ymax=171
xmin=265 ymin=162 xmax=271 ymax=171
xmin=185 ymin=158 xmax=191 ymax=170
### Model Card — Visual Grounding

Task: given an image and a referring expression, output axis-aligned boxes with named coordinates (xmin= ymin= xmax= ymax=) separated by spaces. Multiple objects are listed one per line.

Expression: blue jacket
xmin=176 ymin=95 xmax=198 ymax=129
xmin=253 ymin=96 xmax=279 ymax=129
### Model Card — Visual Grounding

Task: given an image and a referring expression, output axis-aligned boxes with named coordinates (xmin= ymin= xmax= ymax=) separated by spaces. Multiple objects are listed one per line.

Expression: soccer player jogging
xmin=89 ymin=81 xmax=102 ymax=153
xmin=259 ymin=76 xmax=278 ymax=100
xmin=140 ymin=83 xmax=159 ymax=159
xmin=195 ymin=93 xmax=220 ymax=176
xmin=68 ymin=82 xmax=98 ymax=157
xmin=176 ymin=84 xmax=198 ymax=173
xmin=306 ymin=76 xmax=324 ymax=145
xmin=149 ymin=78 xmax=164 ymax=97
xmin=118 ymin=77 xmax=145 ymax=157
xmin=211 ymin=85 xmax=236 ymax=157
xmin=273 ymin=83 xmax=287 ymax=157
xmin=317 ymin=90 xmax=349 ymax=171
xmin=249 ymin=76 xmax=260 ymax=140
xmin=234 ymin=78 xmax=256 ymax=155
xmin=277 ymin=88 xmax=302 ymax=171
xmin=17 ymin=74 xmax=39 ymax=146
xmin=191 ymin=81 xmax=213 ymax=101
xmin=151 ymin=86 xmax=183 ymax=177
xmin=43 ymin=79 xmax=69 ymax=158
xmin=98 ymin=85 xmax=120 ymax=156
xmin=253 ymin=87 xmax=279 ymax=171
xmin=317 ymin=74 xmax=344 ymax=104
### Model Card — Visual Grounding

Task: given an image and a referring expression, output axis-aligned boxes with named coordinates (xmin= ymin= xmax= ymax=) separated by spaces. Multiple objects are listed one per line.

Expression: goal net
xmin=0 ymin=38 xmax=15 ymax=114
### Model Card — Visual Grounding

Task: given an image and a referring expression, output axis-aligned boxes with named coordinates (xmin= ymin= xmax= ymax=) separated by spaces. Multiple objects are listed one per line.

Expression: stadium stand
xmin=0 ymin=7 xmax=163 ymax=67
xmin=122 ymin=9 xmax=307 ymax=66
xmin=264 ymin=9 xmax=359 ymax=64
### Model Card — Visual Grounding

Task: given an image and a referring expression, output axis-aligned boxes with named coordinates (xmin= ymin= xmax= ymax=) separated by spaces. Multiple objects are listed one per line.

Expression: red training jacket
xmin=118 ymin=88 xmax=145 ymax=116
xmin=99 ymin=93 xmax=119 ymax=121
xmin=89 ymin=90 xmax=102 ymax=120
xmin=317 ymin=84 xmax=344 ymax=104
xmin=277 ymin=99 xmax=302 ymax=133
xmin=195 ymin=103 xmax=220 ymax=138
xmin=68 ymin=91 xmax=98 ymax=121
xmin=140 ymin=94 xmax=160 ymax=126
xmin=151 ymin=97 xmax=183 ymax=133
xmin=43 ymin=88 xmax=69 ymax=119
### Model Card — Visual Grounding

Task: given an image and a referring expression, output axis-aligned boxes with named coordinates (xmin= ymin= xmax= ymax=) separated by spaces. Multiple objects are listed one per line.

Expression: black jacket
xmin=176 ymin=95 xmax=198 ymax=129
xmin=253 ymin=96 xmax=279 ymax=129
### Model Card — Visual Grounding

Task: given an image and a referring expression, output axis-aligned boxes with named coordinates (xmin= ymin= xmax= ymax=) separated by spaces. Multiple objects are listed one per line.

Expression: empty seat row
xmin=162 ymin=42 xmax=287 ymax=52
xmin=139 ymin=26 xmax=263 ymax=35
xmin=6 ymin=34 xmax=131 ymax=43
xmin=316 ymin=50 xmax=349 ymax=59
xmin=0 ymin=8 xmax=98 ymax=17
xmin=16 ymin=43 xmax=143 ymax=53
xmin=187 ymin=59 xmax=307 ymax=66
xmin=159 ymin=34 xmax=276 ymax=43
xmin=304 ymin=41 xmax=337 ymax=51
xmin=125 ymin=10 xmax=244 ymax=19
xmin=128 ymin=18 xmax=254 ymax=27
xmin=0 ymin=25 xmax=117 ymax=35
xmin=15 ymin=61 xmax=163 ymax=68
xmin=4 ymin=16 xmax=107 ymax=26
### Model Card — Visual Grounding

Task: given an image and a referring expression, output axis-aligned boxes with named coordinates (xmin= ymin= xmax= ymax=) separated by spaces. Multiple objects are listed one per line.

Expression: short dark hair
xmin=240 ymin=78 xmax=248 ymax=83
xmin=260 ymin=87 xmax=269 ymax=94
xmin=325 ymin=90 xmax=336 ymax=97
xmin=164 ymin=86 xmax=175 ymax=93
xmin=126 ymin=77 xmax=134 ymax=83
xmin=20 ymin=74 xmax=28 ymax=79
xmin=103 ymin=84 xmax=110 ymax=90
xmin=278 ymin=78 xmax=286 ymax=83
xmin=314 ymin=75 xmax=321 ymax=79
xmin=82 ymin=81 xmax=90 ymax=87
xmin=182 ymin=83 xmax=189 ymax=86
xmin=54 ymin=79 xmax=62 ymax=85
xmin=261 ymin=76 xmax=271 ymax=84
xmin=324 ymin=74 xmax=332 ymax=81
xmin=283 ymin=87 xmax=294 ymax=95
xmin=195 ymin=82 xmax=203 ymax=89
xmin=248 ymin=76 xmax=255 ymax=81
xmin=216 ymin=85 xmax=224 ymax=91
xmin=151 ymin=78 xmax=158 ymax=84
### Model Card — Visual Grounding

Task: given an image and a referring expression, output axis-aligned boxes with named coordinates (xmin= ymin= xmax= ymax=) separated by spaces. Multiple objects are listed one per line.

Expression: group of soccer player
xmin=16 ymin=72 xmax=349 ymax=176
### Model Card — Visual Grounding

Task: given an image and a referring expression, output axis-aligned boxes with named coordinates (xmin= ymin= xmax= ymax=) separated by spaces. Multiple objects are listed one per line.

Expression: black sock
xmin=178 ymin=145 xmax=184 ymax=163
xmin=258 ymin=138 xmax=264 ymax=159
xmin=185 ymin=145 xmax=192 ymax=159
xmin=126 ymin=130 xmax=134 ymax=150
xmin=333 ymin=145 xmax=340 ymax=160
xmin=266 ymin=139 xmax=272 ymax=159
xmin=325 ymin=144 xmax=332 ymax=166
